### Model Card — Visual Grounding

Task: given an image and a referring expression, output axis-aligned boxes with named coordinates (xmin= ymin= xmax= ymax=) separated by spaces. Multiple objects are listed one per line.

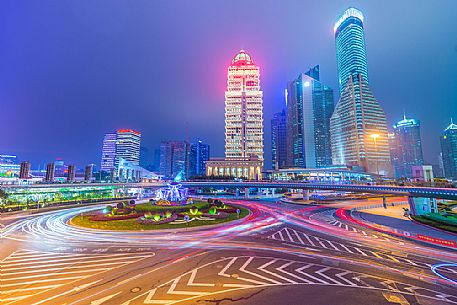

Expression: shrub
xmin=153 ymin=213 xmax=161 ymax=221
xmin=112 ymin=208 xmax=119 ymax=216
xmin=189 ymin=206 xmax=199 ymax=216
xmin=165 ymin=210 xmax=172 ymax=218
xmin=129 ymin=200 xmax=136 ymax=205
xmin=116 ymin=202 xmax=124 ymax=209
xmin=209 ymin=206 xmax=217 ymax=215
xmin=144 ymin=212 xmax=153 ymax=219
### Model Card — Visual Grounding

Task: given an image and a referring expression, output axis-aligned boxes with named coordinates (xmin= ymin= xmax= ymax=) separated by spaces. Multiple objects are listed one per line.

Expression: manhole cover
xmin=131 ymin=287 xmax=141 ymax=293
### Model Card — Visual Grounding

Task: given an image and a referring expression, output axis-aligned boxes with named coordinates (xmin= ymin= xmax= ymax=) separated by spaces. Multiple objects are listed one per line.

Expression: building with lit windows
xmin=391 ymin=116 xmax=424 ymax=178
xmin=159 ymin=141 xmax=190 ymax=180
xmin=271 ymin=110 xmax=287 ymax=170
xmin=101 ymin=133 xmax=116 ymax=172
xmin=334 ymin=7 xmax=368 ymax=94
xmin=19 ymin=161 xmax=31 ymax=179
xmin=189 ymin=140 xmax=210 ymax=177
xmin=206 ymin=50 xmax=263 ymax=180
xmin=286 ymin=65 xmax=334 ymax=169
xmin=331 ymin=8 xmax=391 ymax=176
xmin=440 ymin=120 xmax=457 ymax=180
xmin=114 ymin=129 xmax=141 ymax=178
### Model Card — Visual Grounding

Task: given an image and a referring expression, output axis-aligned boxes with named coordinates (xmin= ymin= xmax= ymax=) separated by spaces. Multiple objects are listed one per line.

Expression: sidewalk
xmin=353 ymin=204 xmax=457 ymax=249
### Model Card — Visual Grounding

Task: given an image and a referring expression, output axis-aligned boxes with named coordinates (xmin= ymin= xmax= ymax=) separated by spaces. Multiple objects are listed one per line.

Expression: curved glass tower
xmin=334 ymin=7 xmax=368 ymax=93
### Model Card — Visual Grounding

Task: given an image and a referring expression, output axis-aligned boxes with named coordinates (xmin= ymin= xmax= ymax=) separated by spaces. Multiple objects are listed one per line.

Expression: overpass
xmin=3 ymin=181 xmax=456 ymax=215
xmin=3 ymin=181 xmax=457 ymax=200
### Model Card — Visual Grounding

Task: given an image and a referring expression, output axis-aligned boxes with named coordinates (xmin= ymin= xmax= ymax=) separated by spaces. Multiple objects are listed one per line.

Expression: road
xmin=0 ymin=198 xmax=456 ymax=305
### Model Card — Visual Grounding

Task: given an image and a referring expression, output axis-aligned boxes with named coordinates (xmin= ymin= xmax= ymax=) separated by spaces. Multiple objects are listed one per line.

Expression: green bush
xmin=112 ymin=207 xmax=118 ymax=216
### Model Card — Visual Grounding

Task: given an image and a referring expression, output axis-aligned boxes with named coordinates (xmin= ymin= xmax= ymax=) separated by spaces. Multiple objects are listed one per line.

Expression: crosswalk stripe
xmin=240 ymin=257 xmax=279 ymax=285
xmin=338 ymin=243 xmax=354 ymax=254
xmin=295 ymin=264 xmax=329 ymax=284
xmin=1 ymin=276 xmax=85 ymax=288
xmin=354 ymin=247 xmax=368 ymax=256
xmin=0 ymin=284 xmax=61 ymax=294
xmin=2 ymin=261 xmax=135 ymax=275
xmin=1 ymin=255 xmax=150 ymax=271
xmin=2 ymin=267 xmax=110 ymax=281
xmin=292 ymin=230 xmax=305 ymax=245
xmin=284 ymin=228 xmax=294 ymax=243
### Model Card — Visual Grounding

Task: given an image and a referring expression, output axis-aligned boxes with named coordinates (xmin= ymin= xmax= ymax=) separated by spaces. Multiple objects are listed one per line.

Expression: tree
xmin=0 ymin=189 xmax=9 ymax=211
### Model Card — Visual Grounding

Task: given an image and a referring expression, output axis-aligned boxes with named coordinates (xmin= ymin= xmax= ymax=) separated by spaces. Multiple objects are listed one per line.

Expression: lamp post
xmin=370 ymin=133 xmax=380 ymax=176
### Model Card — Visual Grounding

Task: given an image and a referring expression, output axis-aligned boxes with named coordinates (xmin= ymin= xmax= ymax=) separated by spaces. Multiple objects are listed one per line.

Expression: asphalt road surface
xmin=1 ymin=198 xmax=456 ymax=305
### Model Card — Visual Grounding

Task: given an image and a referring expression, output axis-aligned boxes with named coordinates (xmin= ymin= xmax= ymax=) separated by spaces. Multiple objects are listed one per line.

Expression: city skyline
xmin=1 ymin=1 xmax=456 ymax=168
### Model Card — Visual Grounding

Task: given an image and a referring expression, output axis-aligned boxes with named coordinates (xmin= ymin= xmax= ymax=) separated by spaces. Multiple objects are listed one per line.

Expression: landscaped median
xmin=411 ymin=213 xmax=457 ymax=234
xmin=70 ymin=198 xmax=249 ymax=230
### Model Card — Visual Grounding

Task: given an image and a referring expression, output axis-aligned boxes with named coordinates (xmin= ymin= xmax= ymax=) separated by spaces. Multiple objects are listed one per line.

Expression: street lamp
xmin=370 ymin=133 xmax=380 ymax=176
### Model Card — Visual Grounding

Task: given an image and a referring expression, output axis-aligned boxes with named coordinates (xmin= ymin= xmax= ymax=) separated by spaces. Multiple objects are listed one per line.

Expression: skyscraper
xmin=331 ymin=8 xmax=391 ymax=176
xmin=225 ymin=50 xmax=263 ymax=162
xmin=19 ymin=161 xmax=31 ymax=179
xmin=101 ymin=133 xmax=116 ymax=172
xmin=440 ymin=120 xmax=457 ymax=180
xmin=334 ymin=7 xmax=369 ymax=94
xmin=206 ymin=50 xmax=263 ymax=180
xmin=84 ymin=164 xmax=94 ymax=182
xmin=114 ymin=129 xmax=141 ymax=170
xmin=286 ymin=66 xmax=334 ymax=169
xmin=45 ymin=162 xmax=55 ymax=182
xmin=67 ymin=164 xmax=76 ymax=182
xmin=271 ymin=110 xmax=287 ymax=170
xmin=140 ymin=146 xmax=150 ymax=168
xmin=189 ymin=140 xmax=210 ymax=177
xmin=159 ymin=141 xmax=190 ymax=180
xmin=391 ymin=116 xmax=424 ymax=178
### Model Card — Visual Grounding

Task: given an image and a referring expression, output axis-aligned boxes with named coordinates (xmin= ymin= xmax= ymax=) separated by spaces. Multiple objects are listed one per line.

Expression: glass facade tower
xmin=189 ymin=140 xmax=210 ymax=177
xmin=271 ymin=110 xmax=287 ymax=170
xmin=391 ymin=116 xmax=424 ymax=178
xmin=334 ymin=7 xmax=369 ymax=94
xmin=440 ymin=121 xmax=457 ymax=180
xmin=331 ymin=8 xmax=391 ymax=176
xmin=114 ymin=129 xmax=141 ymax=172
xmin=286 ymin=65 xmax=334 ymax=168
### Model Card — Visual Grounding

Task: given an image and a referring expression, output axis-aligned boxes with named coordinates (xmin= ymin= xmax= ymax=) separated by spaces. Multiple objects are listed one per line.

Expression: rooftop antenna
xmin=403 ymin=109 xmax=406 ymax=120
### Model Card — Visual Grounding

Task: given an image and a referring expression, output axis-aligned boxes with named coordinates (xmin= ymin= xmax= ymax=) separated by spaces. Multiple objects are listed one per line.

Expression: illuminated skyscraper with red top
xmin=225 ymin=50 xmax=263 ymax=162
xmin=206 ymin=50 xmax=263 ymax=179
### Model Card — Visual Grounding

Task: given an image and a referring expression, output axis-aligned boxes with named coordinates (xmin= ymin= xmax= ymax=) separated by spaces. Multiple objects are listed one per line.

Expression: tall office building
xmin=159 ymin=141 xmax=190 ymax=179
xmin=189 ymin=140 xmax=210 ymax=177
xmin=225 ymin=50 xmax=263 ymax=162
xmin=391 ymin=116 xmax=424 ymax=178
xmin=440 ymin=120 xmax=457 ymax=180
xmin=114 ymin=129 xmax=141 ymax=170
xmin=206 ymin=50 xmax=263 ymax=180
xmin=334 ymin=7 xmax=368 ymax=94
xmin=331 ymin=8 xmax=391 ymax=175
xmin=101 ymin=133 xmax=116 ymax=172
xmin=19 ymin=161 xmax=31 ymax=179
xmin=271 ymin=110 xmax=287 ymax=170
xmin=54 ymin=159 xmax=65 ymax=177
xmin=286 ymin=66 xmax=334 ymax=168
xmin=84 ymin=164 xmax=94 ymax=182
xmin=67 ymin=164 xmax=76 ymax=182
xmin=45 ymin=163 xmax=55 ymax=182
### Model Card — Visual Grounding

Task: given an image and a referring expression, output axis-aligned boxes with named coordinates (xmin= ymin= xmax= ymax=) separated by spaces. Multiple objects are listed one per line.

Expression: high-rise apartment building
xmin=271 ymin=110 xmax=287 ymax=170
xmin=101 ymin=133 xmax=116 ymax=172
xmin=206 ymin=50 xmax=263 ymax=180
xmin=391 ymin=116 xmax=424 ymax=178
xmin=19 ymin=161 xmax=31 ymax=179
xmin=114 ymin=129 xmax=141 ymax=171
xmin=189 ymin=140 xmax=210 ymax=177
xmin=440 ymin=120 xmax=457 ymax=180
xmin=45 ymin=163 xmax=55 ymax=182
xmin=334 ymin=7 xmax=369 ymax=94
xmin=286 ymin=66 xmax=334 ymax=168
xmin=159 ymin=141 xmax=190 ymax=180
xmin=331 ymin=8 xmax=391 ymax=176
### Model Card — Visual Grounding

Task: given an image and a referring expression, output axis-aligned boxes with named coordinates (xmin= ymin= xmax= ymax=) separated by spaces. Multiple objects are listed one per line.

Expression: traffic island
xmin=70 ymin=199 xmax=249 ymax=231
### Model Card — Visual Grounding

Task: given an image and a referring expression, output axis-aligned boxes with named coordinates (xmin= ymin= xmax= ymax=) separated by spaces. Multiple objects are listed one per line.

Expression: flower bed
xmin=89 ymin=213 xmax=142 ymax=221
xmin=137 ymin=213 xmax=178 ymax=225
xmin=201 ymin=212 xmax=229 ymax=219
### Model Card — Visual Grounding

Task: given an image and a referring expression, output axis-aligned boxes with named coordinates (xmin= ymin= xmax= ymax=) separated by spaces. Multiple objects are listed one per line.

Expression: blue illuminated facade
xmin=440 ymin=121 xmax=457 ymax=180
xmin=334 ymin=7 xmax=368 ymax=94
xmin=391 ymin=116 xmax=424 ymax=178
xmin=271 ymin=110 xmax=287 ymax=170
xmin=286 ymin=65 xmax=334 ymax=168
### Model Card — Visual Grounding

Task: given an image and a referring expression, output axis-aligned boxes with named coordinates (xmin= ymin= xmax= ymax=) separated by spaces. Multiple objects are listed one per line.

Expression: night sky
xmin=1 ymin=0 xmax=456 ymax=169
